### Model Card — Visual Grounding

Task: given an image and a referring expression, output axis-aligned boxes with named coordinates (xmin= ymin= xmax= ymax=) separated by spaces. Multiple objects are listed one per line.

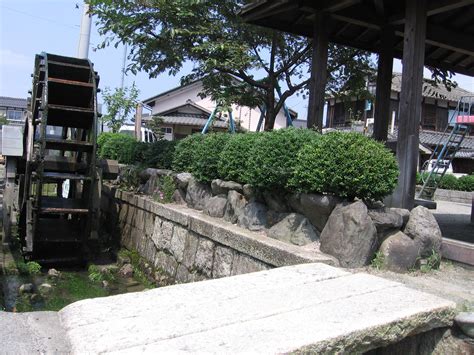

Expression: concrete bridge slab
xmin=57 ymin=263 xmax=456 ymax=354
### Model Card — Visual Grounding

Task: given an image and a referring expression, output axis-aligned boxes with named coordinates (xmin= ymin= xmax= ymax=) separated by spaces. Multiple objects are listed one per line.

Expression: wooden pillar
xmin=134 ymin=103 xmax=142 ymax=141
xmin=391 ymin=0 xmax=427 ymax=209
xmin=307 ymin=13 xmax=328 ymax=132
xmin=373 ymin=27 xmax=395 ymax=142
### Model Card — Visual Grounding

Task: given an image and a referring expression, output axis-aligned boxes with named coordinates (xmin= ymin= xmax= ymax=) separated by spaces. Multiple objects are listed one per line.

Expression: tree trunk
xmin=264 ymin=85 xmax=276 ymax=131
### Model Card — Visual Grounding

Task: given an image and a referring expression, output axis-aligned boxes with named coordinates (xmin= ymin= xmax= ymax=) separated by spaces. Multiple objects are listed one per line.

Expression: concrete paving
xmin=53 ymin=263 xmax=455 ymax=354
xmin=433 ymin=200 xmax=473 ymax=243
xmin=0 ymin=311 xmax=71 ymax=355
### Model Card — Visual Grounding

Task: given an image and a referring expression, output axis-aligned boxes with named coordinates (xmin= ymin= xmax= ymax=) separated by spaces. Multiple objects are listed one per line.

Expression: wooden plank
xmin=390 ymin=0 xmax=427 ymax=210
xmin=373 ymin=27 xmax=395 ymax=142
xmin=306 ymin=13 xmax=328 ymax=131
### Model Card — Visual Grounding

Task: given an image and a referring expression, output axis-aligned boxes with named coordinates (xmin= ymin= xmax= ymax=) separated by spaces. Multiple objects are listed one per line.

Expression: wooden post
xmin=391 ymin=0 xmax=427 ymax=210
xmin=134 ymin=103 xmax=142 ymax=141
xmin=307 ymin=13 xmax=328 ymax=132
xmin=373 ymin=27 xmax=395 ymax=142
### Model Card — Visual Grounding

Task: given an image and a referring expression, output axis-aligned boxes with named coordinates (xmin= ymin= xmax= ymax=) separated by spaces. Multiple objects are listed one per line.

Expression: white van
xmin=119 ymin=125 xmax=158 ymax=143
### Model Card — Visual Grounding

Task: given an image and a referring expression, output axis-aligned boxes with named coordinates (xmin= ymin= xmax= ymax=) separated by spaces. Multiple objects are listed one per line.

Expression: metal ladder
xmin=417 ymin=96 xmax=473 ymax=200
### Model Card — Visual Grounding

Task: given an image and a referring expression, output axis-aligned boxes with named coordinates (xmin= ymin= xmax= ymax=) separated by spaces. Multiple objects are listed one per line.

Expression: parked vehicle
xmin=119 ymin=125 xmax=158 ymax=143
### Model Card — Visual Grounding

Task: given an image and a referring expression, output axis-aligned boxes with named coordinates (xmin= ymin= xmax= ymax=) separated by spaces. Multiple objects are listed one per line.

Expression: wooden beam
xmin=307 ymin=13 xmax=329 ymax=132
xmin=373 ymin=27 xmax=395 ymax=142
xmin=390 ymin=0 xmax=427 ymax=210
xmin=321 ymin=0 xmax=361 ymax=13
xmin=373 ymin=0 xmax=385 ymax=16
xmin=390 ymin=0 xmax=474 ymax=24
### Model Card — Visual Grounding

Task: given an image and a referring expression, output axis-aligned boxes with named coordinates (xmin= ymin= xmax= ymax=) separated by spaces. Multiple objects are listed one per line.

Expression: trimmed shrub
xmin=143 ymin=140 xmax=177 ymax=169
xmin=172 ymin=134 xmax=206 ymax=172
xmin=100 ymin=133 xmax=137 ymax=164
xmin=191 ymin=133 xmax=230 ymax=182
xmin=218 ymin=132 xmax=261 ymax=183
xmin=417 ymin=172 xmax=474 ymax=192
xmin=290 ymin=132 xmax=399 ymax=200
xmin=457 ymin=174 xmax=474 ymax=191
xmin=245 ymin=128 xmax=319 ymax=190
xmin=97 ymin=132 xmax=116 ymax=153
xmin=438 ymin=173 xmax=460 ymax=190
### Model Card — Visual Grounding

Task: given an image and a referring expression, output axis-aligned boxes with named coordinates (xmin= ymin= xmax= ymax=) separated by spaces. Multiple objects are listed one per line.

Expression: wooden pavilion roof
xmin=241 ymin=0 xmax=474 ymax=77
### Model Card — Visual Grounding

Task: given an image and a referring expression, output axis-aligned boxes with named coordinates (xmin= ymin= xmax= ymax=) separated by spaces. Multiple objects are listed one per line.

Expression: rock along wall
xmin=101 ymin=185 xmax=337 ymax=283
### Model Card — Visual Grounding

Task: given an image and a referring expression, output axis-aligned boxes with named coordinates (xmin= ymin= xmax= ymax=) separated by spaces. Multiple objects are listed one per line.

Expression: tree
xmin=146 ymin=115 xmax=165 ymax=140
xmin=102 ymin=84 xmax=139 ymax=132
xmin=88 ymin=0 xmax=376 ymax=130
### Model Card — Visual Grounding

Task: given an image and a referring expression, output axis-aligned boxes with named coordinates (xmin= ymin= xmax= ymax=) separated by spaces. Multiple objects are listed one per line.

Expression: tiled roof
xmin=154 ymin=115 xmax=229 ymax=128
xmin=388 ymin=128 xmax=474 ymax=150
xmin=0 ymin=96 xmax=27 ymax=109
xmin=391 ymin=73 xmax=473 ymax=102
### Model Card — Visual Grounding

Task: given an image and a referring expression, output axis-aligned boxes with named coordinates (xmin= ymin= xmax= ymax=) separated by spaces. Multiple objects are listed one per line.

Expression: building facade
xmin=142 ymin=79 xmax=296 ymax=140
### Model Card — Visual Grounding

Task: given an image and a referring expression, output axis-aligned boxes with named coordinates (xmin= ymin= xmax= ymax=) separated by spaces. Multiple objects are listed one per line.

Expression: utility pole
xmin=77 ymin=2 xmax=92 ymax=59
xmin=120 ymin=44 xmax=127 ymax=90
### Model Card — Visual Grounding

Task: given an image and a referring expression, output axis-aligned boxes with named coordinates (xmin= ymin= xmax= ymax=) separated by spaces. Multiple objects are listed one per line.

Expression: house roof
xmin=389 ymin=128 xmax=474 ymax=150
xmin=388 ymin=128 xmax=474 ymax=159
xmin=157 ymin=100 xmax=212 ymax=117
xmin=144 ymin=115 xmax=229 ymax=129
xmin=0 ymin=96 xmax=27 ymax=109
xmin=391 ymin=73 xmax=473 ymax=102
xmin=142 ymin=78 xmax=298 ymax=118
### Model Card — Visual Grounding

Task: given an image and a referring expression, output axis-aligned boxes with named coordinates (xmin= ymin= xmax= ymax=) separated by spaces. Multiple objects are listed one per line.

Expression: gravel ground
xmin=361 ymin=260 xmax=474 ymax=309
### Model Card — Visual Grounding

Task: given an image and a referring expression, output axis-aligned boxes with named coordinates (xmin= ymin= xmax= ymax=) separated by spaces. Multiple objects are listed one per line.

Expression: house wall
xmin=146 ymin=81 xmax=289 ymax=132
xmin=327 ymin=95 xmax=453 ymax=132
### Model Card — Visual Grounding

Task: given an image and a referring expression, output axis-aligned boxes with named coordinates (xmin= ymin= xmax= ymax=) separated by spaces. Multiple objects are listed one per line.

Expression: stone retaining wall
xmin=433 ymin=188 xmax=473 ymax=204
xmin=101 ymin=185 xmax=337 ymax=283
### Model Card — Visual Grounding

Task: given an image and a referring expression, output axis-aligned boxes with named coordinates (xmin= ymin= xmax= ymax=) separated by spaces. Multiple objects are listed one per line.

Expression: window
xmin=161 ymin=127 xmax=173 ymax=134
xmin=7 ymin=110 xmax=23 ymax=122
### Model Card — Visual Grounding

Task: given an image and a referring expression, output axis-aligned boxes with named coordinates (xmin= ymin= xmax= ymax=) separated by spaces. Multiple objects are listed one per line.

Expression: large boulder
xmin=289 ymin=193 xmax=343 ymax=232
xmin=211 ymin=179 xmax=243 ymax=195
xmin=262 ymin=191 xmax=289 ymax=213
xmin=238 ymin=202 xmax=268 ymax=231
xmin=389 ymin=208 xmax=411 ymax=228
xmin=320 ymin=201 xmax=378 ymax=268
xmin=172 ymin=189 xmax=186 ymax=205
xmin=224 ymin=190 xmax=247 ymax=224
xmin=204 ymin=196 xmax=228 ymax=218
xmin=185 ymin=178 xmax=212 ymax=210
xmin=266 ymin=210 xmax=290 ymax=228
xmin=368 ymin=208 xmax=404 ymax=234
xmin=403 ymin=206 xmax=442 ymax=257
xmin=242 ymin=184 xmax=257 ymax=201
xmin=378 ymin=231 xmax=419 ymax=273
xmin=175 ymin=173 xmax=193 ymax=190
xmin=267 ymin=213 xmax=319 ymax=246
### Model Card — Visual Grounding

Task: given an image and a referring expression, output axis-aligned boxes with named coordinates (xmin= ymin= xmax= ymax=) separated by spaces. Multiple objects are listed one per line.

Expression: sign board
xmin=1 ymin=125 xmax=24 ymax=157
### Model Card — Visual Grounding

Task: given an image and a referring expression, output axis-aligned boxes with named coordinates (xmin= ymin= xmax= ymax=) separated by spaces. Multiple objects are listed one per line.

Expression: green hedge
xmin=98 ymin=132 xmax=176 ymax=169
xmin=290 ymin=132 xmax=399 ymax=200
xmin=245 ymin=128 xmax=319 ymax=190
xmin=172 ymin=134 xmax=206 ymax=172
xmin=105 ymin=129 xmax=405 ymax=201
xmin=190 ymin=133 xmax=230 ymax=183
xmin=218 ymin=132 xmax=260 ymax=183
xmin=144 ymin=140 xmax=177 ymax=170
xmin=100 ymin=133 xmax=137 ymax=164
xmin=417 ymin=172 xmax=474 ymax=192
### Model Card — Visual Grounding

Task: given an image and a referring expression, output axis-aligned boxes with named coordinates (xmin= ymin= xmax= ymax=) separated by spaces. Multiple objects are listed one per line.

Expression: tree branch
xmin=274 ymin=78 xmax=310 ymax=114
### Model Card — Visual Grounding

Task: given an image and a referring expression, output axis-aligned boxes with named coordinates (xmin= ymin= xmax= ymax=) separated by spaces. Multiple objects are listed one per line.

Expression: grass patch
xmin=118 ymin=249 xmax=156 ymax=289
xmin=43 ymin=272 xmax=107 ymax=311
xmin=371 ymin=251 xmax=385 ymax=270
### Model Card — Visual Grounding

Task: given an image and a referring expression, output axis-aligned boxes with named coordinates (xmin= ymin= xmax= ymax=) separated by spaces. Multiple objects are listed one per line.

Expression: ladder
xmin=417 ymin=96 xmax=474 ymax=200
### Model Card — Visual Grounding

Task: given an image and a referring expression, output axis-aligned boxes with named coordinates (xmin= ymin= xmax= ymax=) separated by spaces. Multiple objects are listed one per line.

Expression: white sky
xmin=1 ymin=0 xmax=473 ymax=121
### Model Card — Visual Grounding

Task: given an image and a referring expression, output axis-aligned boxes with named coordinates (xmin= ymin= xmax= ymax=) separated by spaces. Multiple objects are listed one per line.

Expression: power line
xmin=1 ymin=5 xmax=80 ymax=30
